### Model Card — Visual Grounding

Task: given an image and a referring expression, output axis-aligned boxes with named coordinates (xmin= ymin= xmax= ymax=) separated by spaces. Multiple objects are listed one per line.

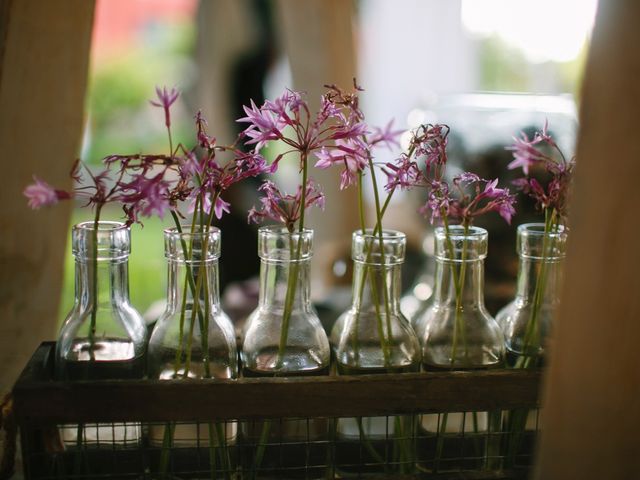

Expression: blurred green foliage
xmin=82 ymin=20 xmax=196 ymax=164
xmin=478 ymin=34 xmax=587 ymax=97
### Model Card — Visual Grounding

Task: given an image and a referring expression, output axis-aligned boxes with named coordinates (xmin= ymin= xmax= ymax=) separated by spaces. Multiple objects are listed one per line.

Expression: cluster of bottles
xmin=55 ymin=220 xmax=566 ymax=476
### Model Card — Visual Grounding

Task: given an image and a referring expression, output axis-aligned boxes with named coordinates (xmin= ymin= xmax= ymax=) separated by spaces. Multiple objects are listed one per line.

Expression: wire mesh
xmin=20 ymin=410 xmax=539 ymax=479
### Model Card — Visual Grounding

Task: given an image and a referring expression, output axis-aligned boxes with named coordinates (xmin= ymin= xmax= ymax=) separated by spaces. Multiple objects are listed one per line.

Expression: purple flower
xmin=412 ymin=124 xmax=449 ymax=174
xmin=314 ymin=138 xmax=369 ymax=190
xmin=248 ymin=180 xmax=324 ymax=231
xmin=118 ymin=172 xmax=172 ymax=221
xmin=150 ymin=86 xmax=179 ymax=128
xmin=420 ymin=174 xmax=516 ymax=225
xmin=419 ymin=180 xmax=451 ymax=224
xmin=264 ymin=89 xmax=306 ymax=123
xmin=506 ymin=131 xmax=548 ymax=175
xmin=369 ymin=120 xmax=403 ymax=149
xmin=237 ymin=100 xmax=283 ymax=150
xmin=383 ymin=155 xmax=421 ymax=191
xmin=508 ymin=121 xmax=574 ymax=220
xmin=23 ymin=176 xmax=71 ymax=209
xmin=193 ymin=194 xmax=231 ymax=220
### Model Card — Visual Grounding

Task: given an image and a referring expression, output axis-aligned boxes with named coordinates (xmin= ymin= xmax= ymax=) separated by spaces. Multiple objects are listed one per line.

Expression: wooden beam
xmin=0 ymin=0 xmax=95 ymax=396
xmin=13 ymin=344 xmax=540 ymax=424
xmin=535 ymin=1 xmax=640 ymax=478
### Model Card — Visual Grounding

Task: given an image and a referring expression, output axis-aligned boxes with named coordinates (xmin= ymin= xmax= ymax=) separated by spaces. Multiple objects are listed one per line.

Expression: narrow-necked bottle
xmin=498 ymin=223 xmax=567 ymax=467
xmin=147 ymin=226 xmax=238 ymax=463
xmin=56 ymin=221 xmax=146 ymax=446
xmin=419 ymin=225 xmax=503 ymax=473
xmin=331 ymin=229 xmax=420 ymax=475
xmin=497 ymin=223 xmax=567 ymax=368
xmin=241 ymin=226 xmax=330 ymax=478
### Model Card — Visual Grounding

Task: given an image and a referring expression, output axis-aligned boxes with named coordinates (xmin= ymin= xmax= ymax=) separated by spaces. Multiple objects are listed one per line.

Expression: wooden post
xmin=535 ymin=0 xmax=640 ymax=478
xmin=0 ymin=0 xmax=95 ymax=396
xmin=275 ymin=0 xmax=360 ymax=295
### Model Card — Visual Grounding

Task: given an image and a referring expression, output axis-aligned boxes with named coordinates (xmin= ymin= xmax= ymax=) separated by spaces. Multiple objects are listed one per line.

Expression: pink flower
xmin=412 ymin=124 xmax=449 ymax=174
xmin=383 ymin=155 xmax=421 ymax=192
xmin=248 ymin=180 xmax=324 ymax=231
xmin=118 ymin=173 xmax=172 ymax=221
xmin=419 ymin=180 xmax=451 ymax=224
xmin=23 ymin=176 xmax=71 ymax=209
xmin=508 ymin=121 xmax=574 ymax=220
xmin=314 ymin=138 xmax=369 ymax=190
xmin=506 ymin=131 xmax=547 ymax=175
xmin=369 ymin=120 xmax=403 ymax=149
xmin=150 ymin=86 xmax=180 ymax=128
xmin=237 ymin=100 xmax=282 ymax=149
xmin=194 ymin=194 xmax=231 ymax=220
xmin=420 ymin=174 xmax=516 ymax=226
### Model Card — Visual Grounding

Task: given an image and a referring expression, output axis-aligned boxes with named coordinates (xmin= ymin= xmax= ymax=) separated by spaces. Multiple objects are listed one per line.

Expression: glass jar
xmin=331 ymin=229 xmax=420 ymax=475
xmin=147 ymin=226 xmax=238 ymax=476
xmin=497 ymin=223 xmax=567 ymax=368
xmin=56 ymin=221 xmax=146 ymax=446
xmin=419 ymin=225 xmax=503 ymax=473
xmin=241 ymin=226 xmax=330 ymax=478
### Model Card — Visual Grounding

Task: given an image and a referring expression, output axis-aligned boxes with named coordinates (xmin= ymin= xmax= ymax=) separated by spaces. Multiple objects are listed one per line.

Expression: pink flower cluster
xmin=248 ymin=180 xmax=325 ymax=231
xmin=421 ymin=174 xmax=516 ymax=225
xmin=24 ymin=82 xmax=522 ymax=234
xmin=24 ymin=87 xmax=269 ymax=225
xmin=23 ymin=176 xmax=71 ymax=209
xmin=506 ymin=120 xmax=575 ymax=219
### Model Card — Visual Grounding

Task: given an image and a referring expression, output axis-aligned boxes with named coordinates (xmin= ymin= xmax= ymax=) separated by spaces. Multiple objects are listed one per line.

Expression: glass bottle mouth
xmin=517 ymin=223 xmax=567 ymax=260
xmin=164 ymin=225 xmax=221 ymax=263
xmin=258 ymin=225 xmax=313 ymax=262
xmin=72 ymin=221 xmax=130 ymax=261
xmin=352 ymin=229 xmax=406 ymax=265
xmin=434 ymin=225 xmax=488 ymax=262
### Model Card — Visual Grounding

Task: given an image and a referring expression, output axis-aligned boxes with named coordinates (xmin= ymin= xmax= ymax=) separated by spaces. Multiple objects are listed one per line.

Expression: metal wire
xmin=20 ymin=410 xmax=539 ymax=479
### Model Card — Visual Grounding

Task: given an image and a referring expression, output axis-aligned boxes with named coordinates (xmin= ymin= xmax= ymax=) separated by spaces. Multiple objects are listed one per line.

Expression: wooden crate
xmin=12 ymin=343 xmax=541 ymax=479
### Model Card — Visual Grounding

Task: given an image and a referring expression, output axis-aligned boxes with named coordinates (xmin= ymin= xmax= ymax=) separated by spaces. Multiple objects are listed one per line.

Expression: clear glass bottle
xmin=419 ymin=225 xmax=503 ymax=473
xmin=56 ymin=221 xmax=146 ymax=447
xmin=241 ymin=226 xmax=330 ymax=478
xmin=498 ymin=223 xmax=567 ymax=468
xmin=497 ymin=223 xmax=567 ymax=368
xmin=147 ymin=226 xmax=238 ymax=460
xmin=331 ymin=229 xmax=420 ymax=475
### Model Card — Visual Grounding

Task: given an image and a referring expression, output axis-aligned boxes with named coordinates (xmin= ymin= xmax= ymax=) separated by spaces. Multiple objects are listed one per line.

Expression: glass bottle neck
xmin=351 ymin=262 xmax=401 ymax=314
xmin=515 ymin=256 xmax=563 ymax=305
xmin=75 ymin=257 xmax=131 ymax=309
xmin=259 ymin=259 xmax=312 ymax=312
xmin=166 ymin=259 xmax=221 ymax=312
xmin=433 ymin=258 xmax=485 ymax=308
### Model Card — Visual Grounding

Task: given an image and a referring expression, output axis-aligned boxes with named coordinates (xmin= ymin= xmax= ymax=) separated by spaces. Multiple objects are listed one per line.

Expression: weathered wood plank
xmin=535 ymin=1 xmax=640 ymax=479
xmin=0 ymin=0 xmax=95 ymax=399
xmin=13 ymin=344 xmax=540 ymax=424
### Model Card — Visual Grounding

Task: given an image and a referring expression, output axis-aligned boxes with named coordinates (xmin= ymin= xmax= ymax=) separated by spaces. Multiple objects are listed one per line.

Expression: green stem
xmin=516 ymin=208 xmax=558 ymax=369
xmin=254 ymin=153 xmax=308 ymax=473
xmin=275 ymin=151 xmax=308 ymax=369
xmin=507 ymin=209 xmax=559 ymax=466
xmin=449 ymin=221 xmax=471 ymax=365
xmin=367 ymin=156 xmax=393 ymax=367
xmin=434 ymin=218 xmax=471 ymax=472
xmin=298 ymin=151 xmax=308 ymax=234
xmin=88 ymin=202 xmax=103 ymax=361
